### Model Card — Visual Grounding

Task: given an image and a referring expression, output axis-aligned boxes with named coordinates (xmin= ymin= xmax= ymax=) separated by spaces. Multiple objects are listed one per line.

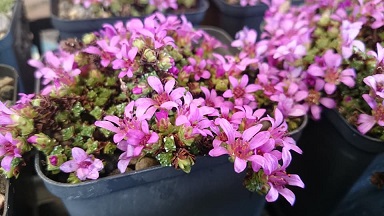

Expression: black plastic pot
xmin=288 ymin=115 xmax=308 ymax=142
xmin=2 ymin=179 xmax=12 ymax=216
xmin=35 ymin=154 xmax=266 ymax=216
xmin=268 ymin=109 xmax=384 ymax=216
xmin=0 ymin=0 xmax=35 ymax=94
xmin=211 ymin=0 xmax=304 ymax=38
xmin=331 ymin=152 xmax=384 ymax=216
xmin=0 ymin=64 xmax=18 ymax=104
xmin=50 ymin=0 xmax=210 ymax=40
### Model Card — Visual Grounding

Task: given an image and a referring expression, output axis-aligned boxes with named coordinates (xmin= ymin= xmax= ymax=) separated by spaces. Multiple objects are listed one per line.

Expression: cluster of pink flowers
xmin=0 ymin=12 xmax=304 ymax=205
xmin=72 ymin=0 xmax=180 ymax=14
xmin=73 ymin=0 xmax=113 ymax=8
xmin=229 ymin=0 xmax=384 ymax=139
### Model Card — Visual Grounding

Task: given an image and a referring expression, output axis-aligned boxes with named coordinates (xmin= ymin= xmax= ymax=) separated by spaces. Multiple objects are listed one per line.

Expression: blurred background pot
xmin=50 ymin=0 xmax=210 ymax=40
xmin=0 ymin=0 xmax=34 ymax=94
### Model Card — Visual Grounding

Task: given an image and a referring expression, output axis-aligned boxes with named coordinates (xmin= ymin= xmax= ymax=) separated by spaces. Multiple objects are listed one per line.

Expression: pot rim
xmin=50 ymin=0 xmax=210 ymax=23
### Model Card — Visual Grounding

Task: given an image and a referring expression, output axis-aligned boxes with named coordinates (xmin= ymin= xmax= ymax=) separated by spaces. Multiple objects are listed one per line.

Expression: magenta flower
xmin=308 ymin=50 xmax=356 ymax=95
xmin=340 ymin=20 xmax=364 ymax=59
xmin=149 ymin=0 xmax=177 ymax=11
xmin=29 ymin=51 xmax=81 ymax=95
xmin=125 ymin=120 xmax=159 ymax=146
xmin=60 ymin=147 xmax=104 ymax=180
xmin=0 ymin=132 xmax=22 ymax=171
xmin=201 ymin=86 xmax=230 ymax=109
xmin=209 ymin=118 xmax=269 ymax=173
xmin=367 ymin=43 xmax=384 ymax=65
xmin=271 ymin=82 xmax=308 ymax=118
xmin=176 ymin=103 xmax=215 ymax=137
xmin=357 ymin=94 xmax=384 ymax=134
xmin=232 ymin=105 xmax=266 ymax=130
xmin=273 ymin=39 xmax=306 ymax=62
xmin=0 ymin=101 xmax=15 ymax=126
xmin=223 ymin=74 xmax=260 ymax=107
xmin=116 ymin=141 xmax=144 ymax=173
xmin=95 ymin=101 xmax=141 ymax=143
xmin=363 ymin=74 xmax=384 ymax=99
xmin=84 ymin=36 xmax=121 ymax=67
xmin=264 ymin=149 xmax=304 ymax=205
xmin=261 ymin=108 xmax=302 ymax=154
xmin=187 ymin=58 xmax=211 ymax=81
xmin=303 ymin=75 xmax=336 ymax=120
xmin=112 ymin=43 xmax=138 ymax=78
xmin=135 ymin=76 xmax=186 ymax=118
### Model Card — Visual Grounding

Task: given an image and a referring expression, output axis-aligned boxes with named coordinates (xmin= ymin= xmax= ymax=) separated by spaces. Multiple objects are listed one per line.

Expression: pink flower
xmin=60 ymin=147 xmax=104 ymax=180
xmin=273 ymin=39 xmax=306 ymax=62
xmin=367 ymin=43 xmax=384 ymax=65
xmin=0 ymin=132 xmax=22 ymax=171
xmin=303 ymin=75 xmax=336 ymax=120
xmin=116 ymin=141 xmax=144 ymax=173
xmin=187 ymin=58 xmax=211 ymax=81
xmin=29 ymin=51 xmax=81 ymax=95
xmin=308 ymin=50 xmax=356 ymax=95
xmin=0 ymin=101 xmax=15 ymax=126
xmin=340 ymin=20 xmax=365 ymax=59
xmin=176 ymin=103 xmax=215 ymax=137
xmin=149 ymin=0 xmax=178 ymax=11
xmin=209 ymin=118 xmax=269 ymax=173
xmin=84 ymin=36 xmax=121 ymax=67
xmin=264 ymin=149 xmax=304 ymax=205
xmin=223 ymin=74 xmax=260 ymax=107
xmin=240 ymin=0 xmax=259 ymax=6
xmin=135 ymin=76 xmax=186 ymax=118
xmin=125 ymin=120 xmax=159 ymax=146
xmin=95 ymin=101 xmax=141 ymax=143
xmin=112 ymin=43 xmax=138 ymax=78
xmin=261 ymin=108 xmax=302 ymax=154
xmin=363 ymin=74 xmax=384 ymax=99
xmin=357 ymin=94 xmax=384 ymax=134
xmin=232 ymin=105 xmax=266 ymax=130
xmin=201 ymin=86 xmax=229 ymax=109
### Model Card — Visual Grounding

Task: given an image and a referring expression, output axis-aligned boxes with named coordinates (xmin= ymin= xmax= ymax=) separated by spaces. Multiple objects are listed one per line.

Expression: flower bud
xmin=215 ymin=79 xmax=229 ymax=92
xmin=318 ymin=10 xmax=331 ymax=27
xmin=27 ymin=133 xmax=56 ymax=155
xmin=143 ymin=49 xmax=157 ymax=63
xmin=177 ymin=157 xmax=194 ymax=173
xmin=82 ymin=33 xmax=97 ymax=45
xmin=158 ymin=52 xmax=173 ymax=71
xmin=133 ymin=38 xmax=146 ymax=51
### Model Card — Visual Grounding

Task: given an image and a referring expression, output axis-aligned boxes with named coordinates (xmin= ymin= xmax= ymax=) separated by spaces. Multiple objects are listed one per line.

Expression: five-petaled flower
xmin=60 ymin=147 xmax=104 ymax=181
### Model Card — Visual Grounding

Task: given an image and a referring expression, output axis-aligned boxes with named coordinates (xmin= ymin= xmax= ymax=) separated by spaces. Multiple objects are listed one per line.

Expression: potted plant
xmin=0 ymin=13 xmax=304 ymax=215
xmin=50 ymin=0 xmax=210 ymax=40
xmin=0 ymin=64 xmax=18 ymax=216
xmin=211 ymin=0 xmax=304 ymax=38
xmin=0 ymin=0 xmax=35 ymax=94
xmin=249 ymin=0 xmax=384 ymax=215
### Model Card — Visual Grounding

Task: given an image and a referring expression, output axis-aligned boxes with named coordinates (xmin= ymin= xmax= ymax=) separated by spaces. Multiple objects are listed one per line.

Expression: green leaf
xmin=155 ymin=152 xmax=173 ymax=167
xmin=62 ymin=126 xmax=75 ymax=141
xmin=85 ymin=138 xmax=99 ymax=154
xmin=103 ymin=142 xmax=117 ymax=155
xmin=164 ymin=136 xmax=176 ymax=152
xmin=72 ymin=102 xmax=85 ymax=117
xmin=72 ymin=136 xmax=84 ymax=148
xmin=55 ymin=111 xmax=70 ymax=123
xmin=90 ymin=106 xmax=103 ymax=120
xmin=87 ymin=90 xmax=97 ymax=100
xmin=79 ymin=124 xmax=96 ymax=137
xmin=95 ymin=88 xmax=115 ymax=106
xmin=114 ymin=103 xmax=127 ymax=116
xmin=67 ymin=173 xmax=81 ymax=184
